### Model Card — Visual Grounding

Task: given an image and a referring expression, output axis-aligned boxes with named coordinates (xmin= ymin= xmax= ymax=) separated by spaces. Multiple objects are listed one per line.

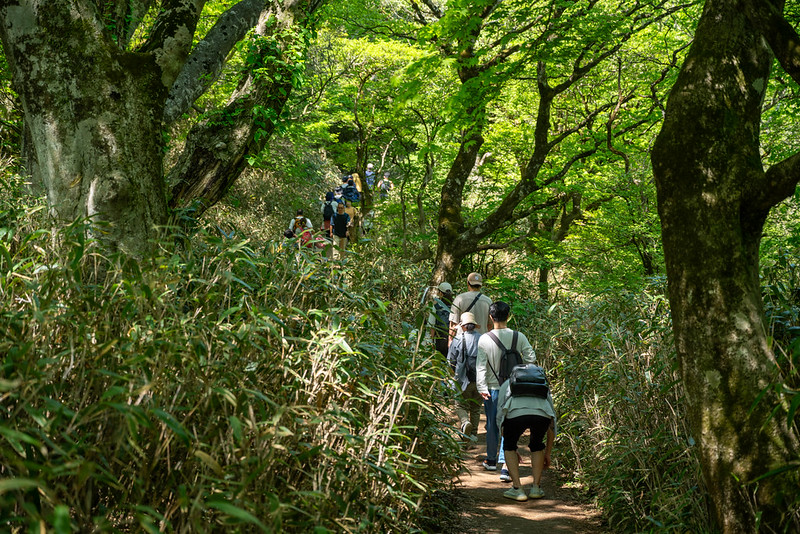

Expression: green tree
xmin=408 ymin=0 xmax=691 ymax=287
xmin=0 ymin=0 xmax=320 ymax=256
xmin=651 ymin=0 xmax=800 ymax=530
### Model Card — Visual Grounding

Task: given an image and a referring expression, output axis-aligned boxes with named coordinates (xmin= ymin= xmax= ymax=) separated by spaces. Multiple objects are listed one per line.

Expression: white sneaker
xmin=503 ymin=487 xmax=528 ymax=502
xmin=460 ymin=421 xmax=473 ymax=436
xmin=529 ymin=484 xmax=545 ymax=499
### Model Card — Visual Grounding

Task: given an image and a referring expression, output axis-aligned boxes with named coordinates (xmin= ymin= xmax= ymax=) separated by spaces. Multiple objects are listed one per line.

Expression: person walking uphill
xmin=329 ymin=202 xmax=351 ymax=260
xmin=428 ymin=282 xmax=454 ymax=358
xmin=496 ymin=371 xmax=556 ymax=502
xmin=288 ymin=209 xmax=313 ymax=247
xmin=449 ymin=272 xmax=493 ymax=345
xmin=476 ymin=301 xmax=536 ymax=472
xmin=447 ymin=311 xmax=482 ymax=446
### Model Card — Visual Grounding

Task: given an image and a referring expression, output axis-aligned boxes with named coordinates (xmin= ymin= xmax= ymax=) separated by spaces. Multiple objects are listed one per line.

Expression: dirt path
xmin=447 ymin=410 xmax=607 ymax=533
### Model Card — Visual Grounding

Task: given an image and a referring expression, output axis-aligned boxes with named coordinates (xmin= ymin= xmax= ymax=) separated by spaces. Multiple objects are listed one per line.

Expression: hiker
xmin=343 ymin=178 xmax=360 ymax=203
xmin=288 ymin=209 xmax=313 ymax=246
xmin=344 ymin=200 xmax=356 ymax=222
xmin=321 ymin=192 xmax=337 ymax=238
xmin=427 ymin=282 xmax=454 ymax=358
xmin=365 ymin=163 xmax=375 ymax=189
xmin=449 ymin=272 xmax=493 ymax=345
xmin=334 ymin=186 xmax=345 ymax=205
xmin=476 ymin=301 xmax=536 ymax=474
xmin=329 ymin=202 xmax=351 ymax=260
xmin=447 ymin=311 xmax=482 ymax=446
xmin=496 ymin=371 xmax=556 ymax=502
xmin=377 ymin=171 xmax=393 ymax=200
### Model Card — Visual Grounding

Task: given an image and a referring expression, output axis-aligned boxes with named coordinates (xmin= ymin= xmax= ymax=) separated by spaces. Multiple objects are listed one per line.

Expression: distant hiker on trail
xmin=476 ymin=301 xmax=535 ymax=475
xmin=447 ymin=311 xmax=482 ymax=447
xmin=344 ymin=200 xmax=356 ymax=222
xmin=449 ymin=272 xmax=493 ymax=345
xmin=496 ymin=367 xmax=556 ymax=502
xmin=343 ymin=178 xmax=360 ymax=204
xmin=330 ymin=202 xmax=351 ymax=260
xmin=322 ymin=192 xmax=337 ymax=238
xmin=427 ymin=282 xmax=454 ymax=358
xmin=365 ymin=163 xmax=375 ymax=189
xmin=377 ymin=171 xmax=393 ymax=200
xmin=288 ymin=209 xmax=313 ymax=246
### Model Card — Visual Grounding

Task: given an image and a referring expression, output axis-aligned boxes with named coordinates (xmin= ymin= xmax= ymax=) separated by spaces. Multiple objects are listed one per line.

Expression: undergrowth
xmin=508 ymin=288 xmax=712 ymax=533
xmin=0 ymin=177 xmax=461 ymax=532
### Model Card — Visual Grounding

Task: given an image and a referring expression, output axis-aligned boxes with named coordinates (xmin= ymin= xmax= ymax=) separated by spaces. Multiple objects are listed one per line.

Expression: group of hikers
xmin=428 ymin=273 xmax=557 ymax=503
xmin=284 ymin=166 xmax=393 ymax=258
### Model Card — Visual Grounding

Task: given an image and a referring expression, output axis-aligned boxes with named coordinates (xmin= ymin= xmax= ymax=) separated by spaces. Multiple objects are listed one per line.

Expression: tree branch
xmin=474 ymin=235 xmax=528 ymax=252
xmin=758 ymin=152 xmax=800 ymax=211
xmin=164 ymin=0 xmax=266 ymax=124
xmin=744 ymin=0 xmax=800 ymax=85
xmin=139 ymin=0 xmax=206 ymax=89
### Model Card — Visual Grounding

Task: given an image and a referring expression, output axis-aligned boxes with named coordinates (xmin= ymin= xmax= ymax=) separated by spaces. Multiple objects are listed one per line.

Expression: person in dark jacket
xmin=329 ymin=202 xmax=351 ymax=260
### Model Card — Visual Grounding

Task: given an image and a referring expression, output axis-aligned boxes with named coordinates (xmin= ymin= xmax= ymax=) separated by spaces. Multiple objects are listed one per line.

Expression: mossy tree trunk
xmin=0 ymin=1 xmax=180 ymax=255
xmin=651 ymin=1 xmax=800 ymax=531
xmin=168 ymin=2 xmax=315 ymax=212
xmin=0 ymin=0 xmax=318 ymax=256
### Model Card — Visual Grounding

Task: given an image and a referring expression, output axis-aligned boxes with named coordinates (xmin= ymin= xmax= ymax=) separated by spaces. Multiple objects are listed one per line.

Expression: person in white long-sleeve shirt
xmin=476 ymin=301 xmax=536 ymax=474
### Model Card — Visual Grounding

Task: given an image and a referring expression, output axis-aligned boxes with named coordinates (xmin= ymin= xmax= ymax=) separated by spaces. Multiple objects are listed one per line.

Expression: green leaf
xmin=207 ymin=501 xmax=269 ymax=532
xmin=0 ymin=477 xmax=40 ymax=494
xmin=152 ymin=409 xmax=191 ymax=446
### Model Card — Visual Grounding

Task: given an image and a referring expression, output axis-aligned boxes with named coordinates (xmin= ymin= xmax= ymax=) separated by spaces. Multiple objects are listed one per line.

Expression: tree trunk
xmin=651 ymin=1 xmax=799 ymax=531
xmin=169 ymin=5 xmax=310 ymax=213
xmin=431 ymin=128 xmax=484 ymax=285
xmin=0 ymin=3 xmax=169 ymax=255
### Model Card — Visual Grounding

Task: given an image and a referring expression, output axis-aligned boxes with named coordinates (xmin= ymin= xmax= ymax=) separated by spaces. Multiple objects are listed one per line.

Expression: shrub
xmin=0 ymin=207 xmax=461 ymax=532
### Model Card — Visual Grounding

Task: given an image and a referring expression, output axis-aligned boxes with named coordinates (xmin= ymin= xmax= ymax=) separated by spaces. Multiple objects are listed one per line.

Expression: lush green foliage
xmin=0 ymin=174 xmax=462 ymax=532
xmin=515 ymin=291 xmax=711 ymax=532
xmin=4 ymin=0 xmax=800 ymax=531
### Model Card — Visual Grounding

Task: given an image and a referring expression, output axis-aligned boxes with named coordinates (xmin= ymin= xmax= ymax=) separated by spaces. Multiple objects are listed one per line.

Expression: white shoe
xmin=460 ymin=421 xmax=473 ymax=436
xmin=529 ymin=484 xmax=545 ymax=499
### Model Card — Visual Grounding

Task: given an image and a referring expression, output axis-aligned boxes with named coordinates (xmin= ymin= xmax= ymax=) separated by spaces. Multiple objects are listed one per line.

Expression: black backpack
xmin=487 ymin=331 xmax=523 ymax=385
xmin=432 ymin=300 xmax=450 ymax=338
xmin=463 ymin=336 xmax=478 ymax=383
xmin=509 ymin=364 xmax=549 ymax=398
xmin=322 ymin=200 xmax=336 ymax=220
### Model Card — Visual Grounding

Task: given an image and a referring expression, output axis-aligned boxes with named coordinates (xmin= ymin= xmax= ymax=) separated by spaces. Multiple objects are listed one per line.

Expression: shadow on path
xmin=448 ymin=410 xmax=607 ymax=533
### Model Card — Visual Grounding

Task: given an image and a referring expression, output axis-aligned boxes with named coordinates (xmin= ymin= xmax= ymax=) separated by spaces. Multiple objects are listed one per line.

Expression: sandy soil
xmin=447 ymin=411 xmax=608 ymax=533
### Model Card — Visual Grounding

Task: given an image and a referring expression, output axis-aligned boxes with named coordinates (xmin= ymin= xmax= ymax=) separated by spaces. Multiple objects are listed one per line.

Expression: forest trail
xmin=448 ymin=409 xmax=607 ymax=533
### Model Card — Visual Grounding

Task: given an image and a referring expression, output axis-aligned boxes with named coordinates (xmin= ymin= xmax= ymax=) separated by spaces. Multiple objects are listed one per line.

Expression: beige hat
xmin=438 ymin=282 xmax=452 ymax=292
xmin=467 ymin=272 xmax=483 ymax=286
xmin=460 ymin=312 xmax=477 ymax=326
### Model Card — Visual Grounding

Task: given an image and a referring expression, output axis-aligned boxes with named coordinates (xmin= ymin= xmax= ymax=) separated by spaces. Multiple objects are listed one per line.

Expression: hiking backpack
xmin=463 ymin=336 xmax=478 ymax=383
xmin=433 ymin=300 xmax=450 ymax=337
xmin=343 ymin=185 xmax=360 ymax=202
xmin=487 ymin=331 xmax=523 ymax=385
xmin=292 ymin=216 xmax=306 ymax=233
xmin=322 ymin=200 xmax=336 ymax=220
xmin=509 ymin=363 xmax=549 ymax=398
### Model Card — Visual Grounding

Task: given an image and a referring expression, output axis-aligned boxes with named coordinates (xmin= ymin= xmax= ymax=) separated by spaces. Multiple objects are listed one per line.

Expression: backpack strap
xmin=486 ymin=331 xmax=504 ymax=385
xmin=486 ymin=330 xmax=520 ymax=385
xmin=464 ymin=292 xmax=482 ymax=313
